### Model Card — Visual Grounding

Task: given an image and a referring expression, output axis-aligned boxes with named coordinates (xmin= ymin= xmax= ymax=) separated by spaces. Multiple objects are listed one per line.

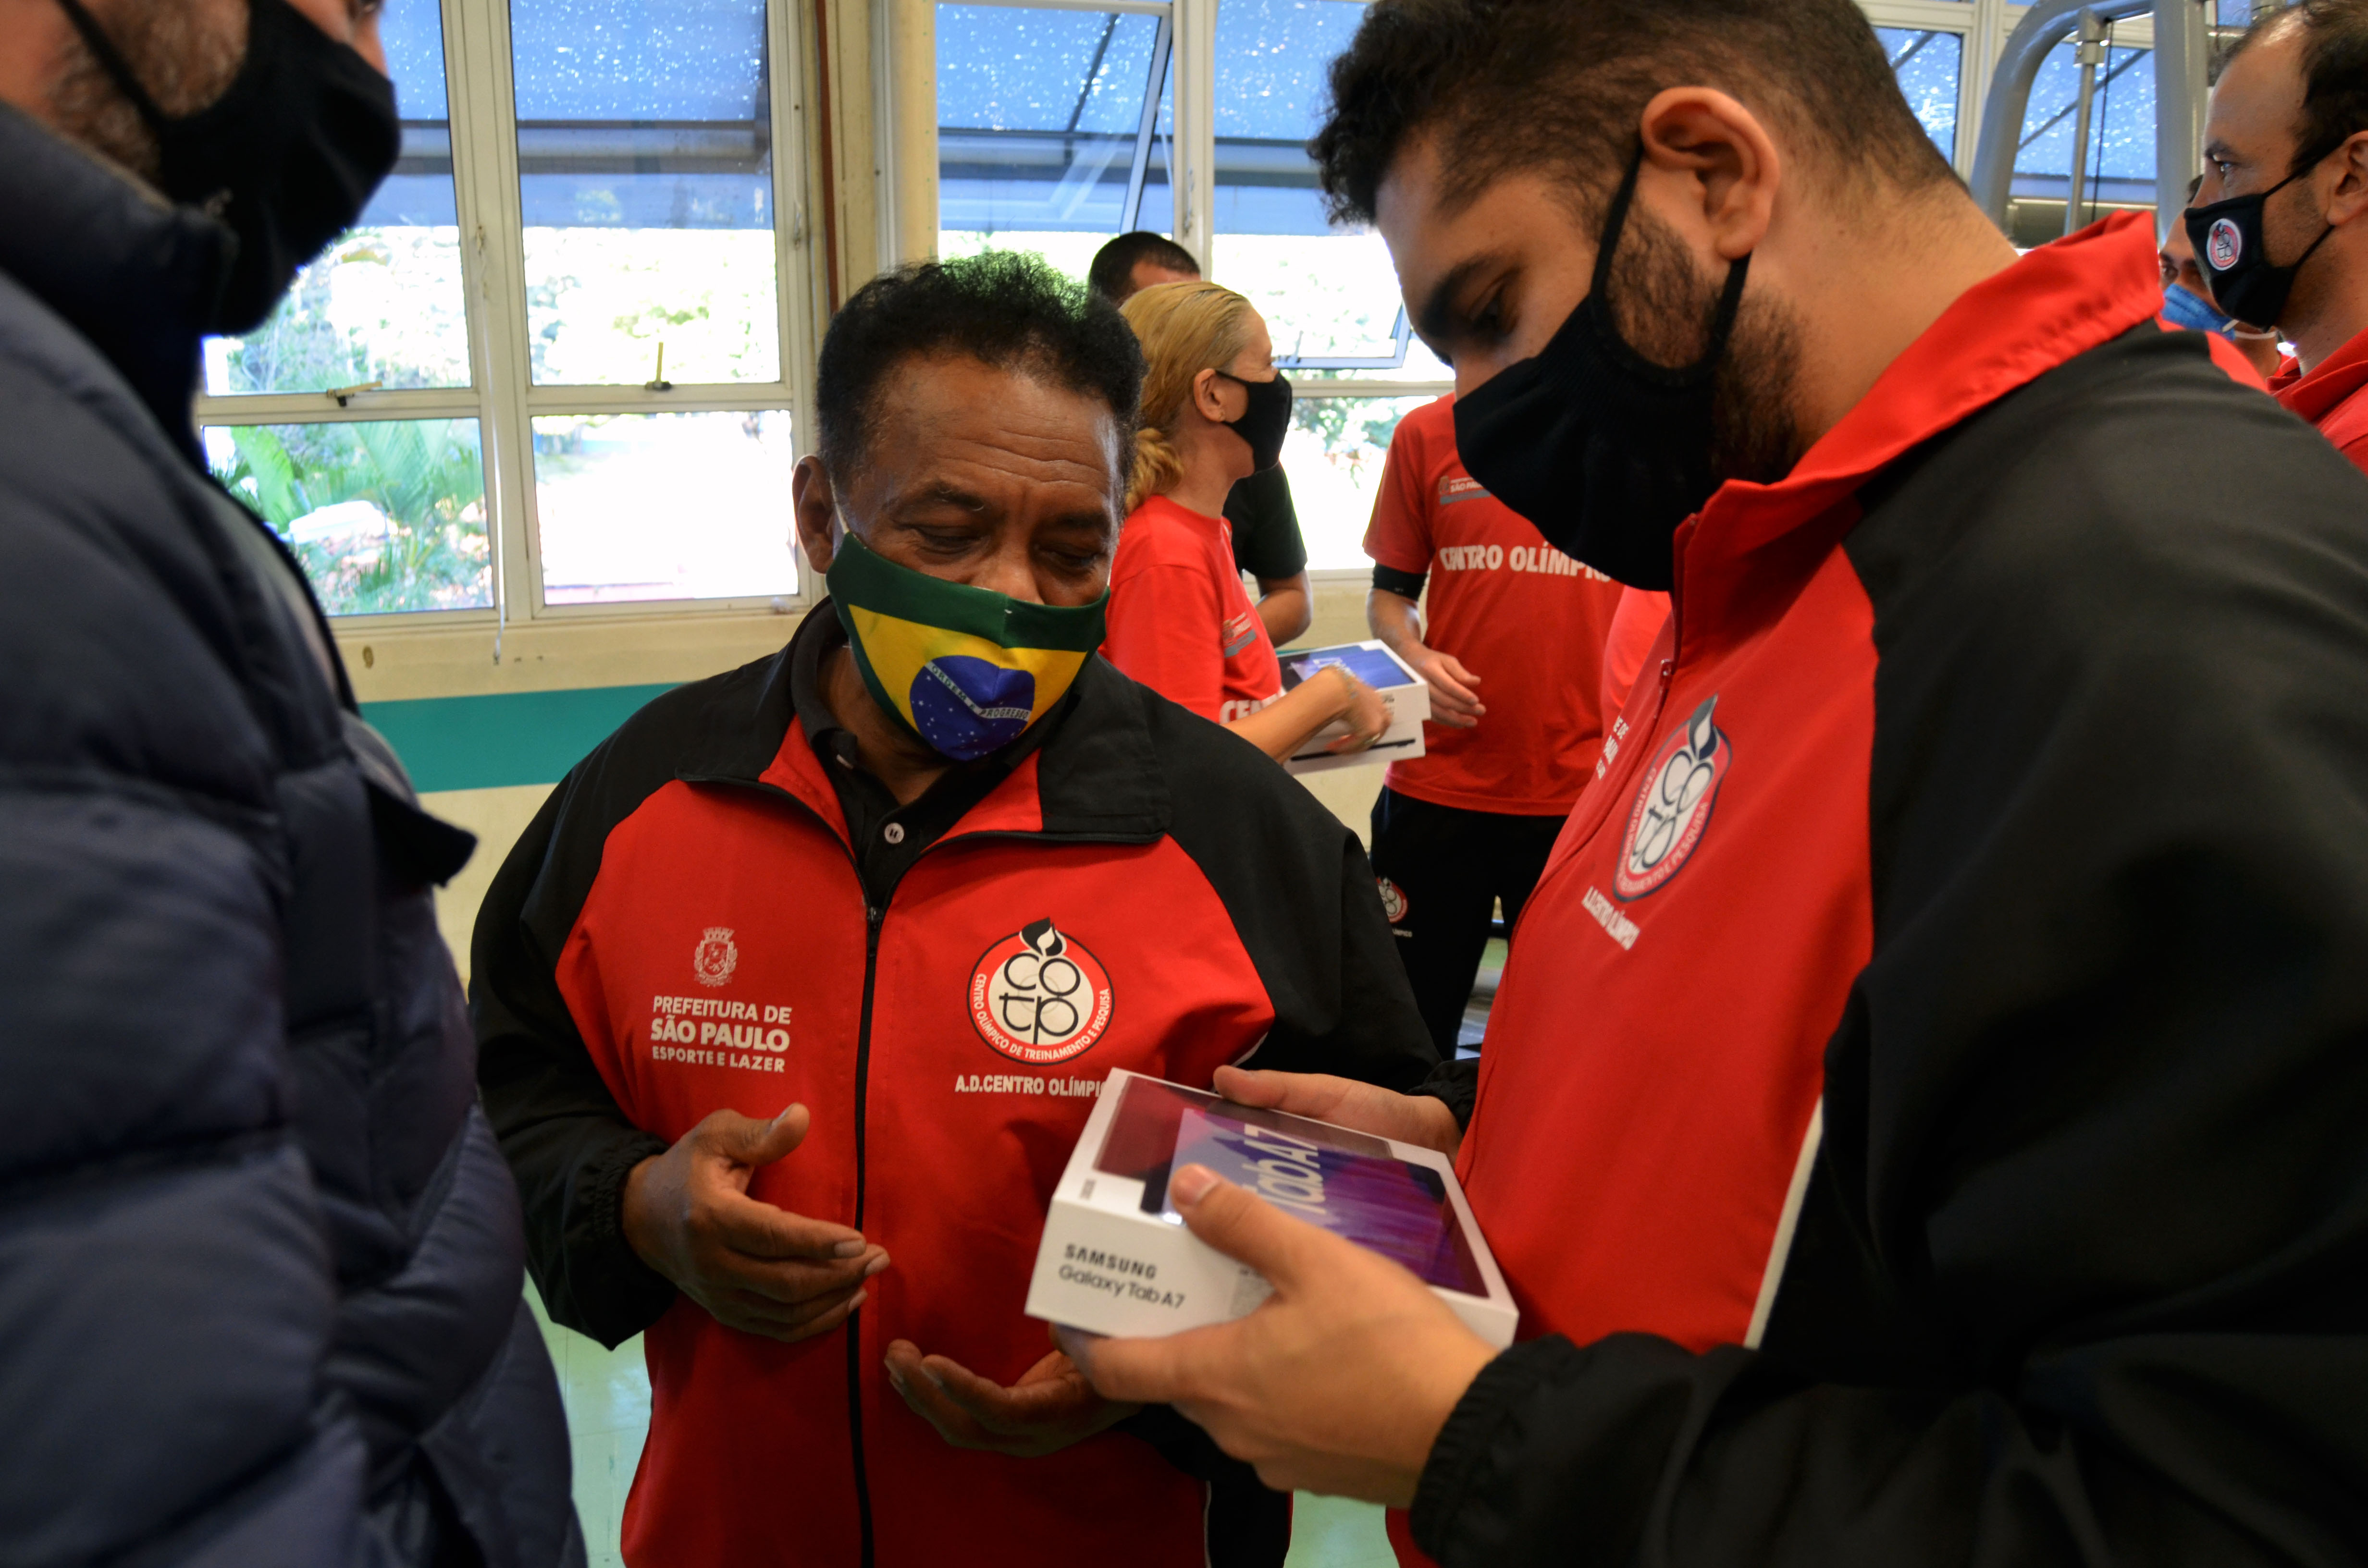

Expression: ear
xmin=791 ymin=454 xmax=840 ymax=574
xmin=1189 ymin=366 xmax=1232 ymax=423
xmin=2326 ymin=130 xmax=2368 ymax=225
xmin=1635 ymin=87 xmax=1782 ymax=262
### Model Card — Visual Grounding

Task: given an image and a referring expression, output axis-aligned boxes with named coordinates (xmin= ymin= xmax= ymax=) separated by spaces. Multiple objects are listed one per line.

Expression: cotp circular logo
xmin=1614 ymin=696 xmax=1733 ymax=902
xmin=969 ymin=918 xmax=1113 ymax=1064
xmin=1377 ymin=878 xmax=1409 ymax=924
xmin=2208 ymin=217 xmax=2243 ymax=272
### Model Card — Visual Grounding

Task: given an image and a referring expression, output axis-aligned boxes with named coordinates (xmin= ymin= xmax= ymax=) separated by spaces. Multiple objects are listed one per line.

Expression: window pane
xmin=1875 ymin=29 xmax=1962 ymax=159
xmin=1210 ymin=0 xmax=1444 ymax=379
xmin=937 ymin=6 xmax=1171 ymax=260
xmin=1282 ymin=395 xmax=1433 ymax=570
xmin=2015 ymin=40 xmax=2156 ymax=204
xmin=533 ymin=411 xmax=797 ymax=603
xmin=202 ymin=419 xmax=492 ymax=615
xmin=512 ymin=0 xmax=780 ymax=385
xmin=204 ymin=0 xmax=469 ymax=393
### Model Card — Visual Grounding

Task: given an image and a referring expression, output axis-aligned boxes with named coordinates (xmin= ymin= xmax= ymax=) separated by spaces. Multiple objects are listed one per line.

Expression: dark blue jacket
xmin=0 ymin=104 xmax=581 ymax=1568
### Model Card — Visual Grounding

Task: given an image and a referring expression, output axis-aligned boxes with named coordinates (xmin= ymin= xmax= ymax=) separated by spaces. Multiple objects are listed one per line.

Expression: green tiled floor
xmin=529 ymin=1293 xmax=1397 ymax=1567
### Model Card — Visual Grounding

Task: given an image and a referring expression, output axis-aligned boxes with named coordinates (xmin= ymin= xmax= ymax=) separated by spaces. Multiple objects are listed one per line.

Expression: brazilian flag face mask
xmin=827 ymin=531 xmax=1108 ymax=762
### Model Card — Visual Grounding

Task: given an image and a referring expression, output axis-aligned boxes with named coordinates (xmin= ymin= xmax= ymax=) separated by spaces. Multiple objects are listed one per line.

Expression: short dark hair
xmin=1086 ymin=231 xmax=1202 ymax=303
xmin=815 ymin=251 xmax=1143 ymax=481
xmin=2229 ymin=0 xmax=2368 ymax=177
xmin=1310 ymin=0 xmax=1955 ymax=228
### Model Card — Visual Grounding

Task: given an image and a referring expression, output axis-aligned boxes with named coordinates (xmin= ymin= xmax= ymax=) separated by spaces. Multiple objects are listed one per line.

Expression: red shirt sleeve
xmin=1104 ymin=561 xmax=1227 ymax=721
xmin=1363 ymin=398 xmax=1443 ymax=577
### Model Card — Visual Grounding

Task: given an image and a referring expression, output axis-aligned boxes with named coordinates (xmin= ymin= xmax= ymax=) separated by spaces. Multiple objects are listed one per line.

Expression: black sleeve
xmin=1222 ymin=466 xmax=1309 ymax=580
xmin=1409 ymin=335 xmax=2368 ymax=1567
xmin=471 ymin=765 xmax=674 ymax=1348
xmin=1410 ymin=1057 xmax=1478 ymax=1128
xmin=1371 ymin=563 xmax=1427 ymax=600
xmin=1142 ymin=688 xmax=1436 ymax=1091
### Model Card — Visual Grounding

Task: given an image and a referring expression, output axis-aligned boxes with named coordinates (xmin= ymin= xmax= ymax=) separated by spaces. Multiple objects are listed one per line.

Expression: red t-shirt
xmin=1363 ymin=395 xmax=1627 ymax=815
xmin=1106 ymin=493 xmax=1284 ymax=723
xmin=2270 ymin=327 xmax=2368 ymax=477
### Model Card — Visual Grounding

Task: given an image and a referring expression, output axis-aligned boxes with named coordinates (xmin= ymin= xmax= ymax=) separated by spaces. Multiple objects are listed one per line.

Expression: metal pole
xmin=1968 ymin=0 xmax=2151 ymax=226
xmin=2064 ymin=11 xmax=2105 ymax=235
xmin=2153 ymin=0 xmax=2212 ymax=241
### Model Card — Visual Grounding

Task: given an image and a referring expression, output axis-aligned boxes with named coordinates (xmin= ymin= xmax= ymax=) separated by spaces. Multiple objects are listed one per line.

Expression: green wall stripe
xmin=362 ymin=683 xmax=679 ymax=794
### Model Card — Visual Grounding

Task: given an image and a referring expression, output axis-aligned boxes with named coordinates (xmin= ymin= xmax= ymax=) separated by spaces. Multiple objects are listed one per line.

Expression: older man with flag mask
xmin=469 ymin=252 xmax=1435 ymax=1568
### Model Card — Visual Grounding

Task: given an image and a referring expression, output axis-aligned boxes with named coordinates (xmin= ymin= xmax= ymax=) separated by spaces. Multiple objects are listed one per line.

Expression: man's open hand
xmin=1056 ymin=1164 xmax=1496 ymax=1505
xmin=621 ymin=1104 xmax=888 ymax=1342
xmin=1213 ymin=1065 xmax=1462 ymax=1156
xmin=886 ymin=1336 xmax=1139 ymax=1457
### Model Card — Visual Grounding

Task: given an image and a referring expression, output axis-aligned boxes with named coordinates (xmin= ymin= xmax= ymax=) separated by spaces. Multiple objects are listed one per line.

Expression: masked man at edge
xmin=470 ymin=254 xmax=1435 ymax=1568
xmin=2188 ymin=0 xmax=2368 ymax=473
xmin=1057 ymin=2 xmax=2368 ymax=1563
xmin=0 ymin=0 xmax=580 ymax=1562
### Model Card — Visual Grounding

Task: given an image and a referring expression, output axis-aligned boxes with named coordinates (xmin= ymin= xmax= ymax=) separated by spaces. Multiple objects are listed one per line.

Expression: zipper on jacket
xmin=846 ymin=899 xmax=885 ymax=1568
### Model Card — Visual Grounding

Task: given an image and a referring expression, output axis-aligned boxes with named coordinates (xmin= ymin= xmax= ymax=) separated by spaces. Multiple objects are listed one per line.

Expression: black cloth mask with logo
xmin=54 ymin=0 xmax=402 ymax=335
xmin=2184 ymin=167 xmax=2334 ymax=331
xmin=1214 ymin=368 xmax=1295 ymax=472
xmin=1451 ymin=154 xmax=1750 ymax=592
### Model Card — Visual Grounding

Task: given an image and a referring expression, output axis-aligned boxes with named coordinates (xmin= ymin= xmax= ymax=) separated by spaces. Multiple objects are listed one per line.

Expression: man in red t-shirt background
xmin=2195 ymin=1 xmax=2368 ymax=472
xmin=1362 ymin=394 xmax=1626 ymax=1053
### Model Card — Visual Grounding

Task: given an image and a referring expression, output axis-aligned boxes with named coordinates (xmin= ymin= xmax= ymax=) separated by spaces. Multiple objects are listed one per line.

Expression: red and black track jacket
xmin=1406 ymin=215 xmax=2368 ymax=1564
xmin=472 ymin=610 xmax=1435 ymax=1568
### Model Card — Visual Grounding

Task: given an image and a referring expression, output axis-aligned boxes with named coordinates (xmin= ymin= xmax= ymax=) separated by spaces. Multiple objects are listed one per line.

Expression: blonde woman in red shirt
xmin=1107 ymin=280 xmax=1388 ymax=761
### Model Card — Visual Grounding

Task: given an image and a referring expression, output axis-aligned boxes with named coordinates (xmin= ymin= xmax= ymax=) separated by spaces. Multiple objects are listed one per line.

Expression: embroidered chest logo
xmin=1221 ymin=609 xmax=1260 ymax=659
xmin=2207 ymin=217 xmax=2243 ymax=272
xmin=692 ymin=926 xmax=740 ymax=987
xmin=1376 ymin=877 xmax=1409 ymax=925
xmin=970 ymin=919 xmax=1115 ymax=1065
xmin=1614 ymin=696 xmax=1733 ymax=901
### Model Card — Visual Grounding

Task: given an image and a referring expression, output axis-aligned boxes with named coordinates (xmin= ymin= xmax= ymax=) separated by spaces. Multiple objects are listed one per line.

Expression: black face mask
xmin=1214 ymin=368 xmax=1294 ymax=472
xmin=2184 ymin=166 xmax=2334 ymax=331
xmin=55 ymin=0 xmax=402 ymax=335
xmin=1452 ymin=156 xmax=1750 ymax=591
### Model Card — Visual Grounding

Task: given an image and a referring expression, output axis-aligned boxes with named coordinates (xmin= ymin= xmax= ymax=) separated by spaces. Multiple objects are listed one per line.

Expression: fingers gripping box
xmin=1276 ymin=640 xmax=1431 ymax=776
xmin=1025 ymin=1070 xmax=1518 ymax=1349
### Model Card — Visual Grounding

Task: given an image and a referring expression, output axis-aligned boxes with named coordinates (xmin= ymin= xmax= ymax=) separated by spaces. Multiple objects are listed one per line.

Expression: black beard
xmin=1602 ymin=203 xmax=1803 ymax=488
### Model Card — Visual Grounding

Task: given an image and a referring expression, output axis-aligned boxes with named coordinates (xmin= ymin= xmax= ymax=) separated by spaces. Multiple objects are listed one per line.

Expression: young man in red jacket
xmin=471 ymin=253 xmax=1434 ymax=1567
xmin=1061 ymin=2 xmax=2368 ymax=1564
xmin=2190 ymin=0 xmax=2368 ymax=471
xmin=1362 ymin=395 xmax=1625 ymax=1053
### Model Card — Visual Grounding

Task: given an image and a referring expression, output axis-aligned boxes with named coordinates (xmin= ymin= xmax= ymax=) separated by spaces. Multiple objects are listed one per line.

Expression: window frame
xmin=191 ymin=0 xmax=827 ymax=632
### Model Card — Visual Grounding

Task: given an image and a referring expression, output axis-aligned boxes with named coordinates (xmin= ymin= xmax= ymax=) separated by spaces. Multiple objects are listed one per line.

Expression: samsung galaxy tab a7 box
xmin=1024 ymin=1069 xmax=1517 ymax=1348
xmin=1276 ymin=640 xmax=1431 ymax=775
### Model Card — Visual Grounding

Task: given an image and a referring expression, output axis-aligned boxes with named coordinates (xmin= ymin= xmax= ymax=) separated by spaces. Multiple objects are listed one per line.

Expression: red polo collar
xmin=1672 ymin=214 xmax=2165 ymax=638
xmin=2268 ymin=324 xmax=2368 ymax=425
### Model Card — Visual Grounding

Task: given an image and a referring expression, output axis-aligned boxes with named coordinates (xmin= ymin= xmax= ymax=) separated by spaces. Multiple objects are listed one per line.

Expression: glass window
xmin=2015 ymin=38 xmax=2157 ymax=207
xmin=1209 ymin=0 xmax=1445 ymax=379
xmin=511 ymin=0 xmax=781 ymax=385
xmin=1281 ymin=395 xmax=1434 ymax=570
xmin=203 ymin=0 xmax=470 ymax=393
xmin=935 ymin=5 xmax=1172 ymax=276
xmin=532 ymin=411 xmax=798 ymax=603
xmin=204 ymin=419 xmax=492 ymax=614
xmin=1875 ymin=28 xmax=1962 ymax=160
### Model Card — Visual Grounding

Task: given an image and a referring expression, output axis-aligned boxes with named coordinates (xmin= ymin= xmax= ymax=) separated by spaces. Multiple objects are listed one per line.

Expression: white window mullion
xmin=770 ymin=0 xmax=823 ymax=514
xmin=1170 ymin=0 xmax=1215 ymax=265
xmin=445 ymin=0 xmax=545 ymax=629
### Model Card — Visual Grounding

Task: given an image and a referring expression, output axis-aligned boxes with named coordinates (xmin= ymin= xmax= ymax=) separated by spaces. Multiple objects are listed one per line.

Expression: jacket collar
xmin=1672 ymin=213 xmax=2166 ymax=646
xmin=0 ymin=103 xmax=231 ymax=466
xmin=683 ymin=602 xmax=1171 ymax=844
xmin=2269 ymin=323 xmax=2368 ymax=424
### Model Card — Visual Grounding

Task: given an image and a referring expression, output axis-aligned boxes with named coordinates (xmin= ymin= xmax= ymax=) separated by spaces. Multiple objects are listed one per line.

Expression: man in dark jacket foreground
xmin=0 ymin=1 xmax=580 ymax=1563
xmin=470 ymin=254 xmax=1437 ymax=1567
xmin=1064 ymin=1 xmax=2368 ymax=1564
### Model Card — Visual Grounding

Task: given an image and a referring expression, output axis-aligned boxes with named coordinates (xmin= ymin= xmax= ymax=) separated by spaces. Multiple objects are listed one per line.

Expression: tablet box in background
xmin=1276 ymin=640 xmax=1431 ymax=775
xmin=1024 ymin=1069 xmax=1518 ymax=1348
